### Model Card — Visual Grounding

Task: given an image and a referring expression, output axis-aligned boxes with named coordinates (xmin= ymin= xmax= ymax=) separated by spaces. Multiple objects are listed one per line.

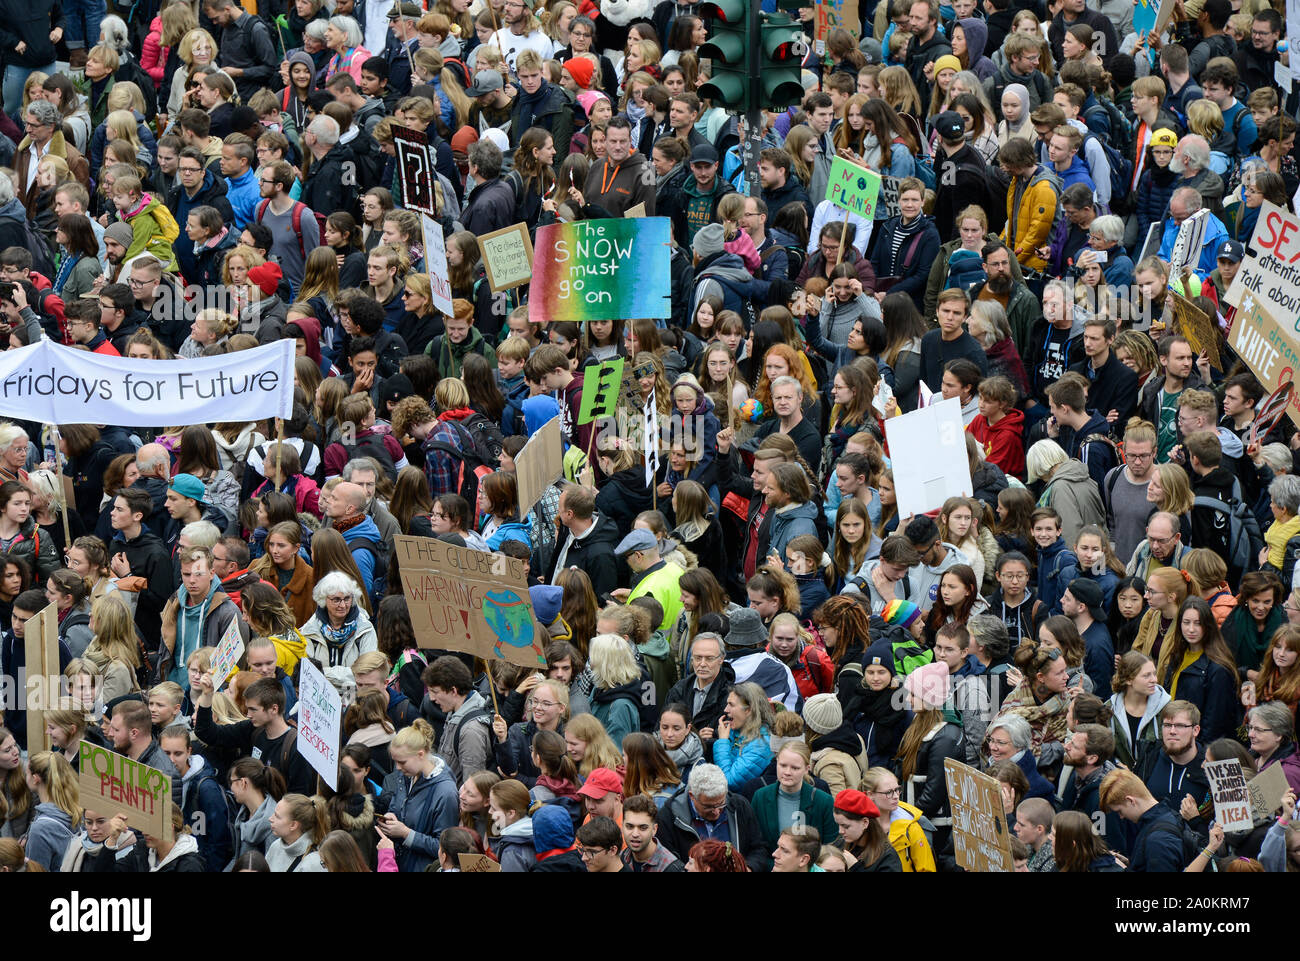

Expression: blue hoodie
xmin=25 ymin=803 xmax=75 ymax=872
xmin=531 ymin=803 xmax=575 ymax=853
xmin=523 ymin=395 xmax=562 ymax=438
xmin=225 ymin=167 xmax=261 ymax=230
xmin=171 ymin=573 xmax=222 ymax=686
xmin=339 ymin=515 xmax=384 ymax=594
xmin=1034 ymin=538 xmax=1077 ymax=616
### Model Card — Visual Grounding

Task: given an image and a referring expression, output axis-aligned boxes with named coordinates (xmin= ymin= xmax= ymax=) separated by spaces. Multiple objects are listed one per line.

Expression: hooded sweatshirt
xmin=957 ymin=18 xmax=997 ymax=80
xmin=583 ymin=150 xmax=656 ymax=217
xmin=492 ymin=816 xmax=538 ymax=872
xmin=968 ymin=408 xmax=1025 ymax=478
xmin=25 ymin=803 xmax=76 ymax=872
xmin=171 ymin=572 xmax=224 ymax=686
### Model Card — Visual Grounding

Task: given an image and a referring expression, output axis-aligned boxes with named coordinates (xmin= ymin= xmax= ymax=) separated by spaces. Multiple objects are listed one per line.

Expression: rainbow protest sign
xmin=528 ymin=218 xmax=671 ymax=322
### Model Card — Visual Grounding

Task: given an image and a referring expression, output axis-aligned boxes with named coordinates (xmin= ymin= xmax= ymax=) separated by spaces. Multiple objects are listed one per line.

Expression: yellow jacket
xmin=1001 ymin=167 xmax=1059 ymax=272
xmin=888 ymin=802 xmax=936 ymax=872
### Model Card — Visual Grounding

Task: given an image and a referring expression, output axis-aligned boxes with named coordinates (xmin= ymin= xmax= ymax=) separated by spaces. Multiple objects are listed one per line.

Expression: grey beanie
xmin=692 ymin=222 xmax=726 ymax=259
xmin=802 ymin=693 xmax=843 ymax=735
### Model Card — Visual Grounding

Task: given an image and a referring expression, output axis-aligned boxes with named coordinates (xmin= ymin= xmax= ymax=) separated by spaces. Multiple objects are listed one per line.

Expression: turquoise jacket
xmin=713 ymin=726 xmax=773 ymax=788
xmin=751 ymin=781 xmax=840 ymax=865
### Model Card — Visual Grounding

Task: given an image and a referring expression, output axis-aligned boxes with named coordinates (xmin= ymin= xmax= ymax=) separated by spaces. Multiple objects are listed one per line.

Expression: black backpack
xmin=22 ymin=221 xmax=55 ymax=278
xmin=1083 ymin=98 xmax=1132 ymax=158
xmin=1081 ymin=129 xmax=1133 ymax=212
xmin=1190 ymin=494 xmax=1263 ymax=583
xmin=347 ymin=535 xmax=390 ymax=603
xmin=459 ymin=412 xmax=504 ymax=468
xmin=343 ymin=437 xmax=398 ymax=482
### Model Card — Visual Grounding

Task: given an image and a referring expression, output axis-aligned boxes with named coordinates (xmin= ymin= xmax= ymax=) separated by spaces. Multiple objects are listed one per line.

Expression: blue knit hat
xmin=529 ymin=585 xmax=564 ymax=626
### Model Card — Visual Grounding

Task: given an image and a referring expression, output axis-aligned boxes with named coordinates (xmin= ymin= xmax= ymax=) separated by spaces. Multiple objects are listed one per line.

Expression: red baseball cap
xmin=576 ymin=767 xmax=624 ymax=798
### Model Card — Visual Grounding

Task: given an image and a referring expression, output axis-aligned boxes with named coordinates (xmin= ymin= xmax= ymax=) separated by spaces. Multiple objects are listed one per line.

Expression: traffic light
xmin=699 ymin=0 xmax=753 ymax=114
xmin=759 ymin=12 xmax=808 ymax=110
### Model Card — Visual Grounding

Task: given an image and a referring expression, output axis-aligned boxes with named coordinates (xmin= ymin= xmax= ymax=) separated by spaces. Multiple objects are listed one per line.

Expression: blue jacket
xmin=179 ymin=755 xmax=234 ymax=872
xmin=714 ymin=726 xmax=773 ymax=787
xmin=766 ymin=501 xmax=820 ymax=561
xmin=26 ymin=803 xmax=75 ymax=871
xmin=1034 ymin=538 xmax=1077 ymax=617
xmin=225 ymin=167 xmax=261 ymax=230
xmin=1157 ymin=212 xmax=1229 ymax=280
xmin=590 ymin=681 xmax=641 ymax=748
xmin=1162 ymin=653 xmax=1239 ymax=744
xmin=1128 ymin=804 xmax=1186 ymax=872
xmin=1015 ymin=750 xmax=1058 ymax=804
xmin=339 ymin=515 xmax=384 ymax=594
xmin=1053 ymin=154 xmax=1095 ymax=193
xmin=484 ymin=520 xmax=531 ymax=552
xmin=383 ymin=757 xmax=460 ymax=872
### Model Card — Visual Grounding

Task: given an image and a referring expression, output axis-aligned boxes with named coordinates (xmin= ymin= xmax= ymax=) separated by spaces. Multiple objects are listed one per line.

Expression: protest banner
xmin=1168 ymin=208 xmax=1210 ymax=278
xmin=23 ymin=602 xmax=58 ymax=753
xmin=422 ymin=214 xmax=455 ymax=316
xmin=1133 ymin=0 xmax=1157 ymax=37
xmin=0 ymin=339 xmax=293 ymax=428
xmin=1169 ymin=289 xmax=1220 ymax=369
xmin=78 ymin=742 xmax=172 ymax=841
xmin=478 ymin=222 xmax=534 ymax=292
xmin=395 ymin=535 xmax=547 ymax=668
xmin=210 ymin=616 xmax=244 ymax=692
xmin=578 ymin=357 xmax=625 ymax=425
xmin=885 ymin=397 xmax=972 ymax=518
xmin=393 ymin=124 xmax=438 ymax=217
xmin=1225 ymin=291 xmax=1300 ymax=427
xmin=458 ymin=853 xmax=502 ymax=872
xmin=297 ymin=659 xmax=341 ymax=791
xmin=528 ymin=218 xmax=672 ymax=323
xmin=1246 ymin=762 xmax=1291 ymax=820
xmin=643 ymin=388 xmax=660 ymax=489
xmin=1204 ymin=758 xmax=1253 ymax=830
xmin=944 ymin=758 xmax=1014 ymax=872
xmin=1251 ymin=380 xmax=1296 ymax=446
xmin=825 ymin=155 xmax=882 ymax=222
xmin=515 ymin=414 xmax=563 ymax=516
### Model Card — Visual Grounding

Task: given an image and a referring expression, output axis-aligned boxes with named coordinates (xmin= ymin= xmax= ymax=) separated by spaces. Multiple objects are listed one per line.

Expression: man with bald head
xmin=327 ymin=481 xmax=386 ymax=595
xmin=129 ymin=442 xmax=173 ymax=540
xmin=1126 ymin=510 xmax=1190 ymax=579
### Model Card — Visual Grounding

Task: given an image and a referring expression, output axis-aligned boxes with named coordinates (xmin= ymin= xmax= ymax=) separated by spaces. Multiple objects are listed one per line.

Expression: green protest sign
xmin=826 ymin=155 xmax=882 ymax=220
xmin=78 ymin=742 xmax=173 ymax=841
xmin=578 ymin=357 xmax=625 ymax=425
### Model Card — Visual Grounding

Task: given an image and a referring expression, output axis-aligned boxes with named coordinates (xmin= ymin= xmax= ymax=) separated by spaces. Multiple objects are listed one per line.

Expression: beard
xmin=986 ymin=272 xmax=1012 ymax=294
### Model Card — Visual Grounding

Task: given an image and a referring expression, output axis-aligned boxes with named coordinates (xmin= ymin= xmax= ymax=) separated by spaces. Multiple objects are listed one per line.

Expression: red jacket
xmin=772 ymin=642 xmax=835 ymax=701
xmin=967 ymin=407 xmax=1025 ymax=479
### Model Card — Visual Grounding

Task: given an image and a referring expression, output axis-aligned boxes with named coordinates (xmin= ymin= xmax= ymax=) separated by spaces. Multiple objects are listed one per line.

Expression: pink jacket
xmin=378 ymin=846 xmax=398 ymax=872
xmin=253 ymin=475 xmax=322 ymax=519
xmin=140 ymin=17 xmax=167 ymax=86
xmin=724 ymin=229 xmax=761 ymax=275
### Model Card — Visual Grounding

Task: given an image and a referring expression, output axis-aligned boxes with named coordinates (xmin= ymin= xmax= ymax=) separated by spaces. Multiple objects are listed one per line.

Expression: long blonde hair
xmin=566 ymin=714 xmax=622 ymax=778
xmin=84 ymin=595 xmax=142 ymax=672
xmin=27 ymin=751 xmax=82 ymax=830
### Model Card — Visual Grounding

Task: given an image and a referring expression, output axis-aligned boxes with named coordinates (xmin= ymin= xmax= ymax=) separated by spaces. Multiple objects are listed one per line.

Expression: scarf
xmin=625 ymin=98 xmax=646 ymax=124
xmin=317 ymin=606 xmax=360 ymax=666
xmin=53 ymin=251 xmax=80 ymax=295
xmin=332 ymin=513 xmax=365 ymax=536
xmin=534 ymin=773 xmax=580 ymax=798
xmin=887 ymin=213 xmax=924 ymax=271
xmin=193 ymin=226 xmax=229 ymax=256
xmin=515 ymin=81 xmax=551 ymax=136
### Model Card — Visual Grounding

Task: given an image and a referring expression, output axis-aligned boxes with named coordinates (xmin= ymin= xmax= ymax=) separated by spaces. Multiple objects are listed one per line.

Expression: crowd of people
xmin=0 ymin=0 xmax=1297 ymax=877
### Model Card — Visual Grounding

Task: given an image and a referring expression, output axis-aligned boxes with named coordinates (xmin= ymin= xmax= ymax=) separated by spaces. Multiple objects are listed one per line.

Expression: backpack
xmin=256 ymin=199 xmax=324 ymax=258
xmin=1081 ymin=129 xmax=1133 ymax=211
xmin=424 ymin=420 xmax=495 ymax=508
xmin=347 ymin=535 xmax=390 ymax=604
xmin=22 ymin=222 xmax=55 ymax=278
xmin=1191 ymin=494 xmax=1263 ymax=583
xmin=342 ymin=435 xmax=398 ymax=482
xmin=450 ymin=704 xmax=493 ymax=765
xmin=1083 ymin=98 xmax=1132 ymax=158
xmin=1145 ymin=817 xmax=1200 ymax=870
xmin=912 ymin=153 xmax=937 ymax=190
xmin=460 ymin=411 xmax=504 ymax=468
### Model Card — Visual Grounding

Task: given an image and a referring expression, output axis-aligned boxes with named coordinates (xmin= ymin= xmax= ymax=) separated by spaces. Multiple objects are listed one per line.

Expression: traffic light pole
xmin=740 ymin=0 xmax=763 ymax=198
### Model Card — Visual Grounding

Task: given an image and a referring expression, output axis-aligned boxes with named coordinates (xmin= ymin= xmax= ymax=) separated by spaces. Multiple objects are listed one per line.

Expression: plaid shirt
xmin=422 ymin=422 xmax=467 ymax=498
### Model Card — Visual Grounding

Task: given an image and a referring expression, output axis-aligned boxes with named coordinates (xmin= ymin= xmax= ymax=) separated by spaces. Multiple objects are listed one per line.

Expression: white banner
xmin=885 ymin=397 xmax=973 ymax=518
xmin=296 ymin=659 xmax=341 ymax=791
xmin=643 ymin=388 xmax=659 ymax=488
xmin=422 ymin=214 xmax=455 ymax=317
xmin=0 ymin=339 xmax=294 ymax=427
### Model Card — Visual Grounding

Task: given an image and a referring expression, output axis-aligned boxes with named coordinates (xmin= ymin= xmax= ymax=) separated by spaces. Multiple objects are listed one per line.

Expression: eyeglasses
xmin=1246 ymin=724 xmax=1273 ymax=734
xmin=576 ymin=846 xmax=606 ymax=860
xmin=870 ymin=786 xmax=901 ymax=797
xmin=1164 ymin=721 xmax=1195 ymax=731
xmin=693 ymin=796 xmax=726 ymax=812
xmin=178 ymin=166 xmax=203 ymax=174
xmin=127 ymin=278 xmax=149 ymax=288
xmin=1000 ymin=572 xmax=1028 ymax=580
xmin=532 ymin=700 xmax=559 ymax=709
xmin=1146 ymin=535 xmax=1175 ymax=547
xmin=326 ymin=595 xmax=351 ymax=605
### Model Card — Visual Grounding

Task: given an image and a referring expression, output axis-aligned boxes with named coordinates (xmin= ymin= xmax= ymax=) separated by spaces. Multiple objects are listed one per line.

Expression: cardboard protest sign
xmin=1153 ymin=0 xmax=1177 ymax=34
xmin=297 ymin=659 xmax=341 ymax=791
xmin=393 ymin=125 xmax=438 ymax=217
xmin=23 ymin=602 xmax=58 ymax=753
xmin=477 ymin=223 xmax=534 ymax=292
xmin=944 ymin=758 xmax=1014 ymax=872
xmin=458 ymin=853 xmax=502 ymax=872
xmin=1168 ymin=208 xmax=1210 ymax=278
xmin=210 ymin=616 xmax=244 ymax=692
xmin=1225 ymin=293 xmax=1300 ymax=427
xmin=395 ymin=535 xmax=547 ymax=668
xmin=814 ymin=0 xmax=860 ymax=40
xmin=1168 ymin=289 xmax=1220 ymax=369
xmin=885 ymin=397 xmax=972 ymax=518
xmin=826 ymin=155 xmax=882 ymax=221
xmin=422 ymin=214 xmax=455 ymax=316
xmin=1225 ymin=201 xmax=1300 ymax=312
xmin=78 ymin=742 xmax=172 ymax=841
xmin=0 ymin=339 xmax=294 ymax=427
xmin=623 ymin=202 xmax=646 ymax=219
xmin=1203 ymin=758 xmax=1252 ymax=831
xmin=1246 ymin=763 xmax=1291 ymax=820
xmin=879 ymin=175 xmax=903 ymax=220
xmin=577 ymin=357 xmax=625 ymax=425
xmin=1251 ymin=380 xmax=1296 ymax=447
xmin=515 ymin=414 xmax=563 ymax=516
xmin=528 ymin=218 xmax=672 ymax=323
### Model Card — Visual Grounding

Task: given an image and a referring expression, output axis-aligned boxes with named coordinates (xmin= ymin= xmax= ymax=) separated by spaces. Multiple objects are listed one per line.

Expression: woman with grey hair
xmin=323 ymin=15 xmax=371 ymax=84
xmin=300 ymin=570 xmax=377 ymax=690
xmin=968 ymin=300 xmax=1029 ymax=400
xmin=1263 ymin=474 xmax=1300 ymax=584
xmin=1246 ymin=701 xmax=1300 ymax=795
xmin=982 ymin=712 xmax=1058 ymax=802
xmin=1077 ymin=213 xmax=1134 ymax=290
